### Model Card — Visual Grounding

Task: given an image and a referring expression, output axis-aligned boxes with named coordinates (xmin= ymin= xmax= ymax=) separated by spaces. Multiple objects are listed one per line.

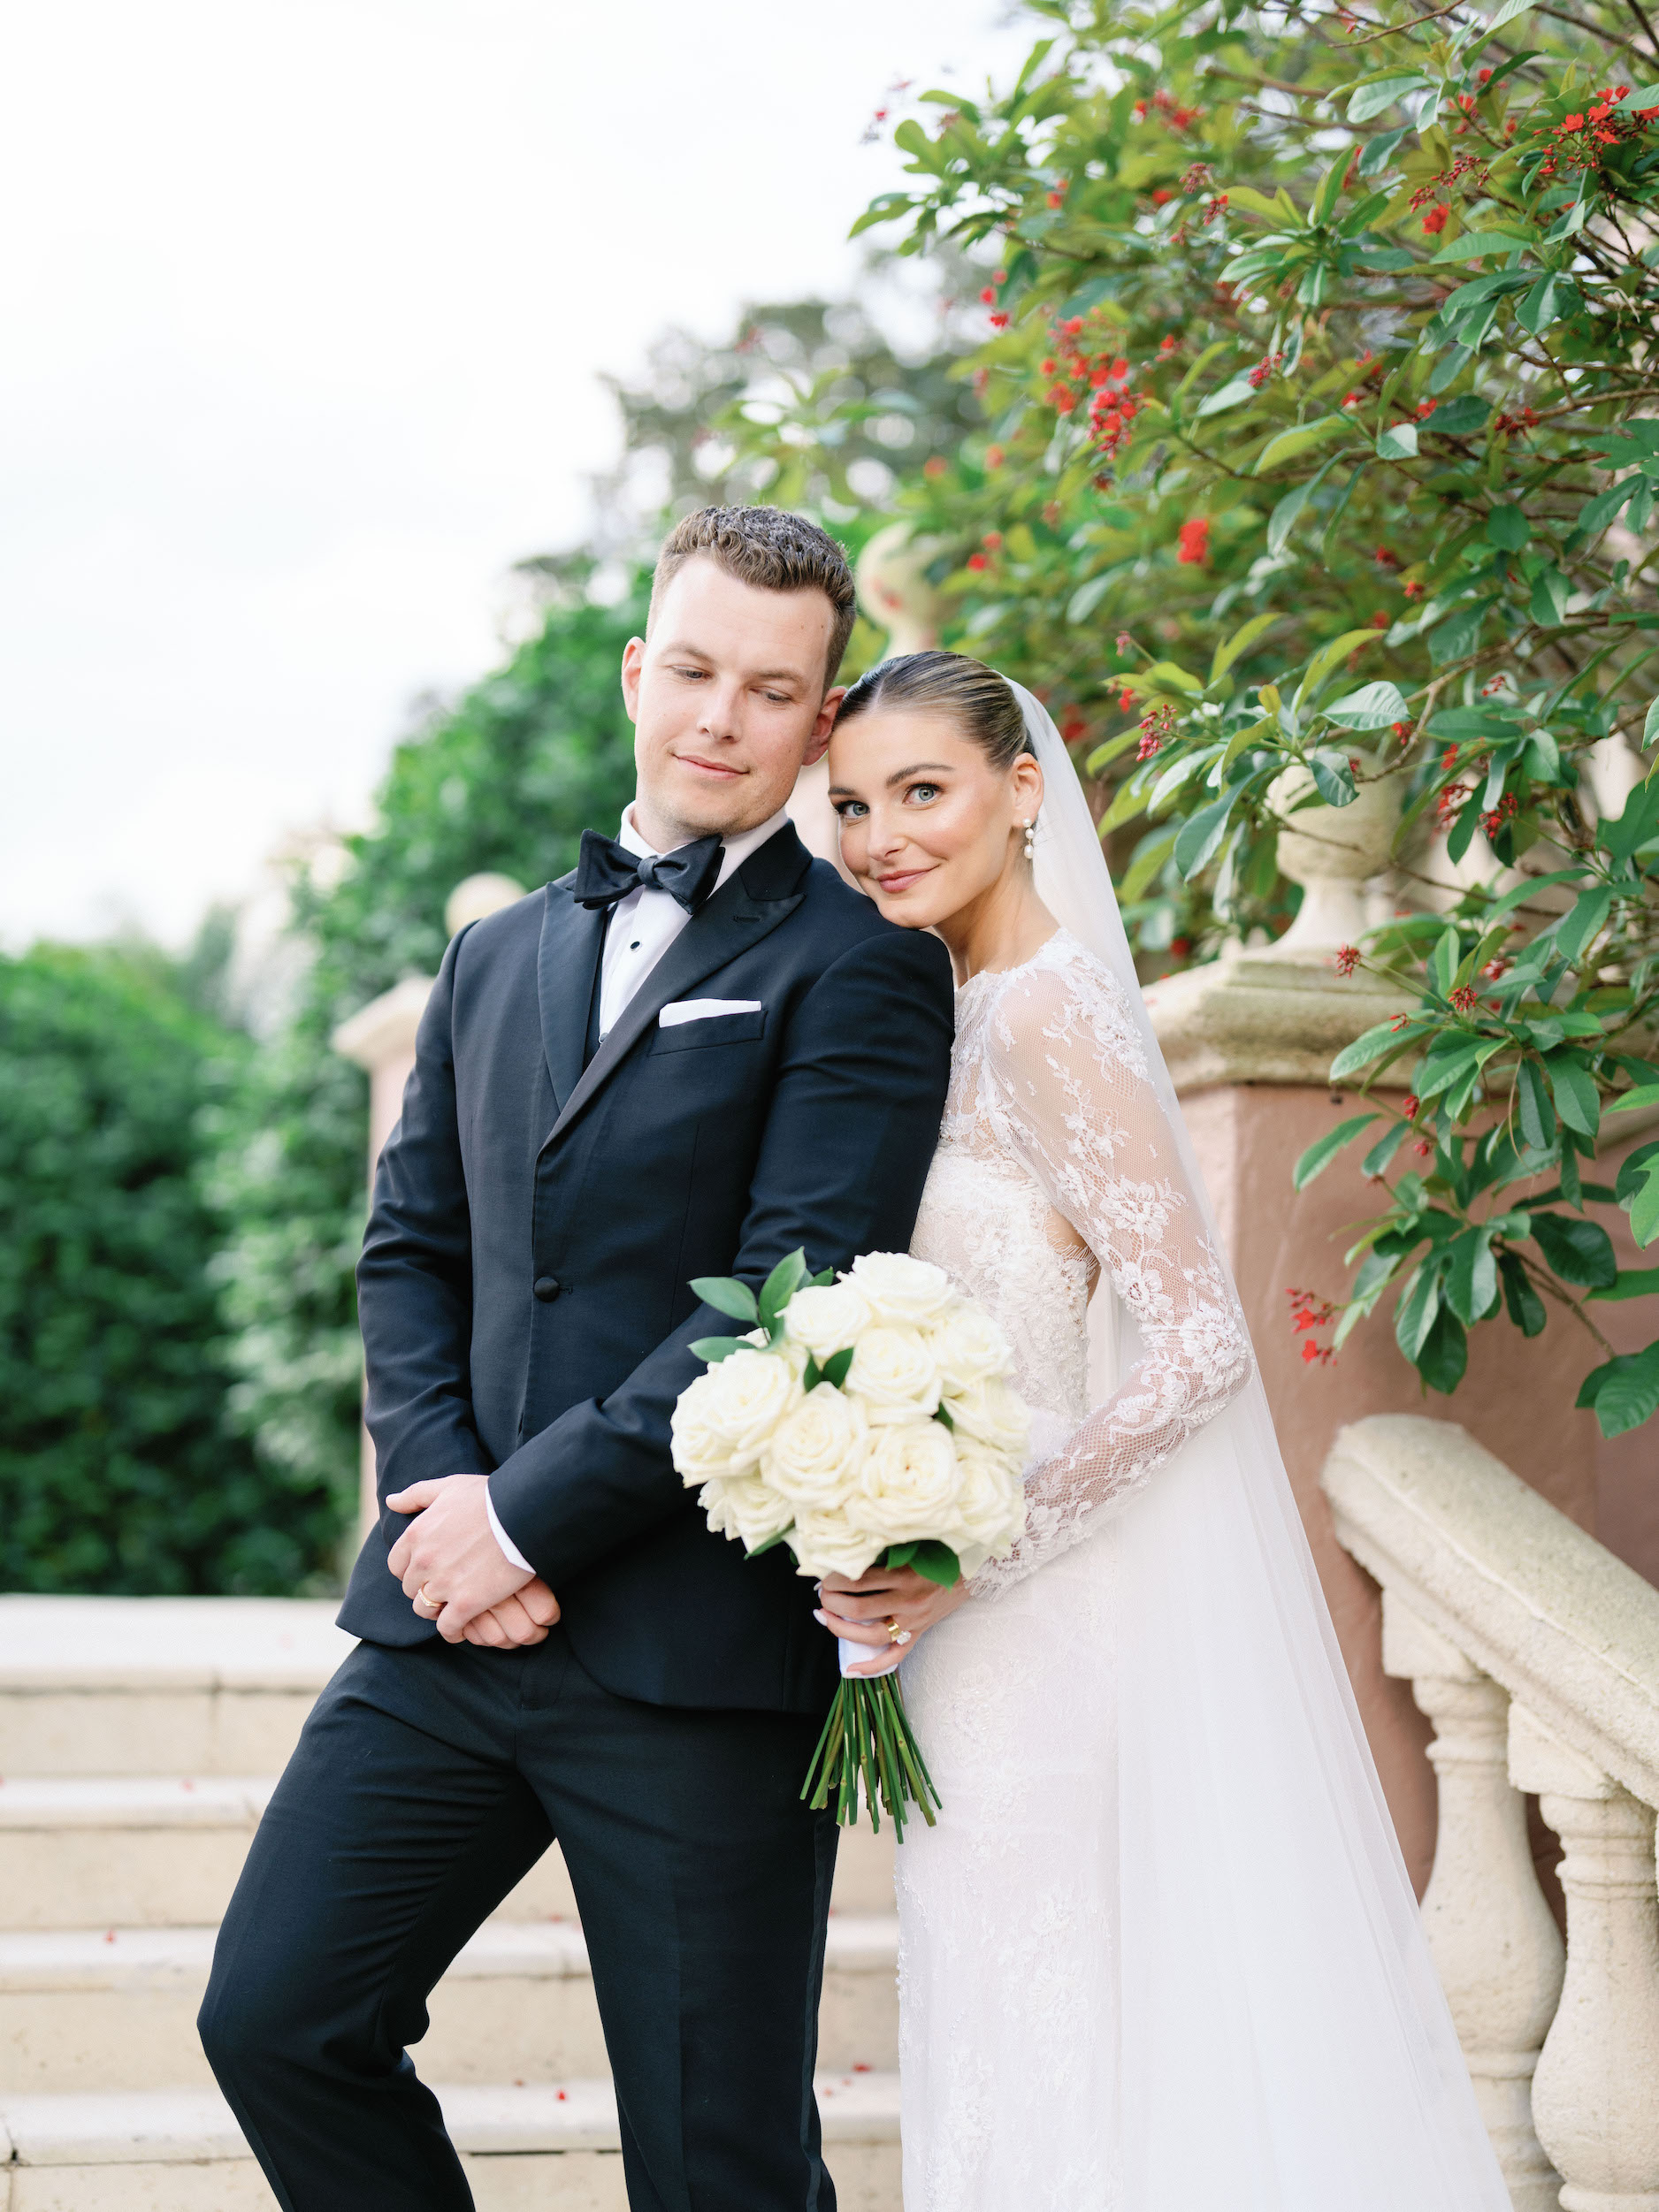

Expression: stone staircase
xmin=0 ymin=1598 xmax=900 ymax=2208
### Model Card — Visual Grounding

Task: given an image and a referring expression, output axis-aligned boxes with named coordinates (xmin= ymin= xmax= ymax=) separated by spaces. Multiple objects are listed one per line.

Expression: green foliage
xmin=214 ymin=588 xmax=648 ymax=1555
xmin=0 ymin=945 xmax=334 ymax=1591
xmin=733 ymin=0 xmax=1659 ymax=1428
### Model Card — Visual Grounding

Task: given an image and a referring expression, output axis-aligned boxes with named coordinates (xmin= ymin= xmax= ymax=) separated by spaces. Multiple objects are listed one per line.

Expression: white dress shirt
xmin=484 ymin=801 xmax=791 ymax=1577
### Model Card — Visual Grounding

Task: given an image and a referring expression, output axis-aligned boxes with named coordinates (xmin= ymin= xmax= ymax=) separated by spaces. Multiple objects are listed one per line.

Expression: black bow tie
xmin=573 ymin=828 xmax=725 ymax=915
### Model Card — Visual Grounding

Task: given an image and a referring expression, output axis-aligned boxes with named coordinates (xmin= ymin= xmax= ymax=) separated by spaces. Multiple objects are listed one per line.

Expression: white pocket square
xmin=658 ymin=998 xmax=764 ymax=1028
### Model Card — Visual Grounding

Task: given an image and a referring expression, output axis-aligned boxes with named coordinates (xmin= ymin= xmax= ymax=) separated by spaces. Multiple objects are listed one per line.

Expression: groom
xmin=199 ymin=505 xmax=954 ymax=2209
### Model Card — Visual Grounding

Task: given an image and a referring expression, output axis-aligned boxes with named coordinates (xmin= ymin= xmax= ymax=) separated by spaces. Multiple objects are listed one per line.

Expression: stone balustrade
xmin=1323 ymin=1414 xmax=1659 ymax=2211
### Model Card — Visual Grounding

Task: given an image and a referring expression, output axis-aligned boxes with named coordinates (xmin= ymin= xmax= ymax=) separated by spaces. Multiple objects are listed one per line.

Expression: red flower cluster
xmin=1249 ymin=350 xmax=1285 ymax=390
xmin=1482 ymin=957 xmax=1510 ymax=981
xmin=1416 ymin=399 xmax=1438 ymax=421
xmin=1402 ymin=1094 xmax=1420 ymax=1120
xmin=1482 ymin=792 xmax=1521 ymax=837
xmin=1136 ymin=703 xmax=1178 ymax=759
xmin=1403 ymin=580 xmax=1425 ymax=599
xmin=1495 ymin=406 xmax=1540 ymax=435
xmin=1534 ymin=86 xmax=1656 ymax=180
xmin=1179 ymin=162 xmax=1213 ymax=196
xmin=1421 ymin=203 xmax=1449 ymax=236
xmin=1287 ymin=1288 xmax=1339 ymax=1366
xmin=967 ymin=552 xmax=990 ymax=572
xmin=1392 ymin=719 xmax=1413 ymax=744
xmin=1411 ymin=155 xmax=1491 ymax=213
xmin=1177 ymin=516 xmax=1211 ymax=566
xmin=1036 ymin=311 xmax=1149 ymax=464
xmin=1374 ymin=545 xmax=1400 ymax=569
xmin=1436 ymin=781 xmax=1472 ymax=828
xmin=1059 ymin=708 xmax=1089 ymax=744
xmin=1449 ymin=984 xmax=1479 ymax=1014
xmin=1134 ymin=88 xmax=1203 ymax=130
xmin=1334 ymin=945 xmax=1361 ymax=977
xmin=1199 ymin=193 xmax=1228 ymax=226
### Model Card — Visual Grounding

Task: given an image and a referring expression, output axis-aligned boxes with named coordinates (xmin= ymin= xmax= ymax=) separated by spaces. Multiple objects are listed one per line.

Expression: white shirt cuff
xmin=485 ymin=1484 xmax=535 ymax=1575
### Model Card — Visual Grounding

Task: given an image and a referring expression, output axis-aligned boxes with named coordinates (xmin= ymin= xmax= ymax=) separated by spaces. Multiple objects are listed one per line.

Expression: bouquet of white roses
xmin=670 ymin=1247 xmax=1028 ymax=1834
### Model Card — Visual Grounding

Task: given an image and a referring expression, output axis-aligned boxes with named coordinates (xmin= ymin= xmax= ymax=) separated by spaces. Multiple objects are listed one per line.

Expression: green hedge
xmin=0 ymin=945 xmax=339 ymax=1591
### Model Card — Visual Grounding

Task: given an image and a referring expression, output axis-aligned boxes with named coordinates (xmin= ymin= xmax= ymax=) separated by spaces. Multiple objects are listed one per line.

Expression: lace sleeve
xmin=972 ymin=950 xmax=1252 ymax=1597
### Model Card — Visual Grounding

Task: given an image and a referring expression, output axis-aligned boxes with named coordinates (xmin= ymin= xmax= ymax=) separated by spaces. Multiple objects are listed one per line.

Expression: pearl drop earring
xmin=1021 ymin=818 xmax=1036 ymax=861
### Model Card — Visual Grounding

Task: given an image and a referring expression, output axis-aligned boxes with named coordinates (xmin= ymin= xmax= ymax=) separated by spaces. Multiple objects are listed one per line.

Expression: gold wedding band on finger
xmin=415 ymin=1584 xmax=444 ymax=1615
xmin=886 ymin=1618 xmax=912 ymax=1647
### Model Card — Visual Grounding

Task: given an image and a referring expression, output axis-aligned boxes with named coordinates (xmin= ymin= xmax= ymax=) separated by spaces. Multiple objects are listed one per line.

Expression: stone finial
xmin=1268 ymin=762 xmax=1402 ymax=963
xmin=1143 ymin=766 xmax=1412 ymax=1090
xmin=445 ymin=873 xmax=527 ymax=937
xmin=855 ymin=523 xmax=949 ymax=656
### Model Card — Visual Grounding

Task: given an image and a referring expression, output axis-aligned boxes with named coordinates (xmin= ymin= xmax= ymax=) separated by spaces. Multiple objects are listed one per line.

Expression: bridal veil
xmin=1012 ymin=682 xmax=1508 ymax=2207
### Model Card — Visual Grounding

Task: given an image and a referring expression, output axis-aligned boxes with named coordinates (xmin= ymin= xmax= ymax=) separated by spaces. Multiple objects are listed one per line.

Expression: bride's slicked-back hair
xmin=835 ymin=651 xmax=1031 ymax=769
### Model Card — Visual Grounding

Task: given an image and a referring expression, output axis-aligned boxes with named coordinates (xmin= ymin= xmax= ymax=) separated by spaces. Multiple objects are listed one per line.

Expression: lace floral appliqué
xmin=910 ymin=931 xmax=1251 ymax=1596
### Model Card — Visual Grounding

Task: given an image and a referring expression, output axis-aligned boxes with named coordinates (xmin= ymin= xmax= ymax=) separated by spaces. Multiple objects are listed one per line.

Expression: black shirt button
xmin=532 ymin=1276 xmax=562 ymax=1302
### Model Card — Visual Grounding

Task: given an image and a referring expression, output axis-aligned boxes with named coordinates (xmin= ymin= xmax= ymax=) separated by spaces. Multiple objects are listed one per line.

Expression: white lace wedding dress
xmin=897 ymin=927 xmax=1510 ymax=2211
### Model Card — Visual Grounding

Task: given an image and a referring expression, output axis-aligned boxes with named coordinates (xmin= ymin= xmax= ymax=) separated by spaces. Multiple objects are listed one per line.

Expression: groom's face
xmin=622 ymin=557 xmax=845 ymax=850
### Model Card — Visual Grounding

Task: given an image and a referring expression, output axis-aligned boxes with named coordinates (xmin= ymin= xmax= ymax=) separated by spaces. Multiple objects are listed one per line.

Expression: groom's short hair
xmin=650 ymin=507 xmax=857 ymax=690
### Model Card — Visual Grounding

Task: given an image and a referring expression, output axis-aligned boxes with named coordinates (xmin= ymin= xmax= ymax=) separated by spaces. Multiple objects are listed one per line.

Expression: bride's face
xmin=827 ymin=708 xmax=1044 ymax=930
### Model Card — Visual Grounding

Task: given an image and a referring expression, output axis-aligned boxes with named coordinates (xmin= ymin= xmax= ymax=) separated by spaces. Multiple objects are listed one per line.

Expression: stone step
xmin=0 ymin=1916 xmax=898 ymax=2094
xmin=0 ymin=2075 xmax=901 ymax=2210
xmin=0 ymin=1777 xmax=897 ymax=1930
xmin=0 ymin=1598 xmax=350 ymax=1778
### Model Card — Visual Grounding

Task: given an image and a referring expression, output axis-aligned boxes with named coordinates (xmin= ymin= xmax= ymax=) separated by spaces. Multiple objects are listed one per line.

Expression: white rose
xmin=845 ymin=1324 xmax=942 ymax=1420
xmin=671 ymin=1371 xmax=759 ymax=1485
xmin=946 ymin=1377 xmax=1030 ymax=1458
xmin=700 ymin=1471 xmax=795 ymax=1552
xmin=946 ymin=1437 xmax=1027 ymax=1557
xmin=782 ymin=1279 xmax=872 ymax=1362
xmin=848 ymin=1251 xmax=956 ymax=1326
xmin=927 ymin=1301 xmax=1014 ymax=1392
xmin=788 ymin=1509 xmax=888 ymax=1583
xmin=692 ymin=1346 xmax=801 ymax=1459
xmin=849 ymin=1417 xmax=963 ymax=1545
xmin=762 ymin=1384 xmax=869 ymax=1512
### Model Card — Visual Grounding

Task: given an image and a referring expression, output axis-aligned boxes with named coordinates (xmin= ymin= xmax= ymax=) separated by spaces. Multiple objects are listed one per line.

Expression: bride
xmin=814 ymin=651 xmax=1509 ymax=2211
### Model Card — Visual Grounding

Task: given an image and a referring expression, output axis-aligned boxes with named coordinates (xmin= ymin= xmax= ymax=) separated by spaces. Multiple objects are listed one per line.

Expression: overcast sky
xmin=1 ymin=0 xmax=1026 ymax=950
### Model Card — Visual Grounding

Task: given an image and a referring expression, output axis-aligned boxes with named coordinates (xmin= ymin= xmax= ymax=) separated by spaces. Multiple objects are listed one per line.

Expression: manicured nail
xmin=813 ymin=1609 xmax=829 ymax=1628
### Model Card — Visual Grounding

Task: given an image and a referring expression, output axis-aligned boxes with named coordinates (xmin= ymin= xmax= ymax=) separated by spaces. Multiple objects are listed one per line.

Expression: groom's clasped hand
xmin=386 ymin=1472 xmax=560 ymax=1646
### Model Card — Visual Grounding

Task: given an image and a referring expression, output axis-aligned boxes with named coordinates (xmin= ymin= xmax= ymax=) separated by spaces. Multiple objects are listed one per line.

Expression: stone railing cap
xmin=1322 ymin=1414 xmax=1659 ymax=1803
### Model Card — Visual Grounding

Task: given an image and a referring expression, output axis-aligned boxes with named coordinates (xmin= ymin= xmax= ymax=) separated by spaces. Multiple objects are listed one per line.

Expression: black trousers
xmin=199 ymin=1630 xmax=839 ymax=2212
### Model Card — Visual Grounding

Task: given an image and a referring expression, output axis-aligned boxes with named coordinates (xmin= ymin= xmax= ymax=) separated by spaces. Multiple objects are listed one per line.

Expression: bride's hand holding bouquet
xmin=670 ymin=1247 xmax=1028 ymax=1834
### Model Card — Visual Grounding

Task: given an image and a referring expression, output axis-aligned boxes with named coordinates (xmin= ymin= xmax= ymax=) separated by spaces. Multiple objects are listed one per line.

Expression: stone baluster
xmin=1383 ymin=1596 xmax=1564 ymax=2208
xmin=1510 ymin=1703 xmax=1659 ymax=2211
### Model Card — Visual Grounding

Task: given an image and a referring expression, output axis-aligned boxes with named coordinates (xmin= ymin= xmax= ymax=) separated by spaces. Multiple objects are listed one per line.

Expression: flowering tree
xmin=735 ymin=0 xmax=1659 ymax=1430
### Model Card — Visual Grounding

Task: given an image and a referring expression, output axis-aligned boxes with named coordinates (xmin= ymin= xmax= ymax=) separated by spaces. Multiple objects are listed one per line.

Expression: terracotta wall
xmin=1182 ymin=1081 xmax=1604 ymax=1892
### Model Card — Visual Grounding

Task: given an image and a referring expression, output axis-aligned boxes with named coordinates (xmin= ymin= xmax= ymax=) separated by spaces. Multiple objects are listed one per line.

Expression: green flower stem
xmin=801 ymin=1674 xmax=941 ymax=1839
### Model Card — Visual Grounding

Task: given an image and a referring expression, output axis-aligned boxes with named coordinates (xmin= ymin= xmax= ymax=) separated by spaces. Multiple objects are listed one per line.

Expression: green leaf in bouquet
xmin=932 ymin=1400 xmax=956 ymax=1430
xmin=690 ymin=1276 xmax=760 ymax=1323
xmin=690 ymin=1335 xmax=754 ymax=1364
xmin=742 ymin=1526 xmax=795 ymax=1560
xmin=803 ymin=1356 xmax=823 ymax=1392
xmin=821 ymin=1347 xmax=854 ymax=1389
xmin=759 ymin=1248 xmax=809 ymax=1324
xmin=886 ymin=1539 xmax=962 ymax=1588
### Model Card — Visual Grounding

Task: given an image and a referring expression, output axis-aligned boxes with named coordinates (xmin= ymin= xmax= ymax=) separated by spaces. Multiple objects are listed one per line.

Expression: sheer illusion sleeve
xmin=971 ymin=950 xmax=1252 ymax=1597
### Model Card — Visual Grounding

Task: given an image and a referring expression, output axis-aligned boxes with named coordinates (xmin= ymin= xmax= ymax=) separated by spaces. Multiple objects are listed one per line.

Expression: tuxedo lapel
xmin=541 ymin=825 xmax=812 ymax=1153
xmin=536 ymin=878 xmax=607 ymax=1116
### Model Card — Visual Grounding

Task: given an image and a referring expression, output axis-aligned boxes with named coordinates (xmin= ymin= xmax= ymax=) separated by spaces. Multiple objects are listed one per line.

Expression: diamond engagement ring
xmin=886 ymin=1619 xmax=912 ymax=1646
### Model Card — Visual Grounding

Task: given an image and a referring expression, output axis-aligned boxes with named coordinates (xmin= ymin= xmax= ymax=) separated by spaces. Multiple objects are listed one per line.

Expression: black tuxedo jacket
xmin=337 ymin=823 xmax=955 ymax=1712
